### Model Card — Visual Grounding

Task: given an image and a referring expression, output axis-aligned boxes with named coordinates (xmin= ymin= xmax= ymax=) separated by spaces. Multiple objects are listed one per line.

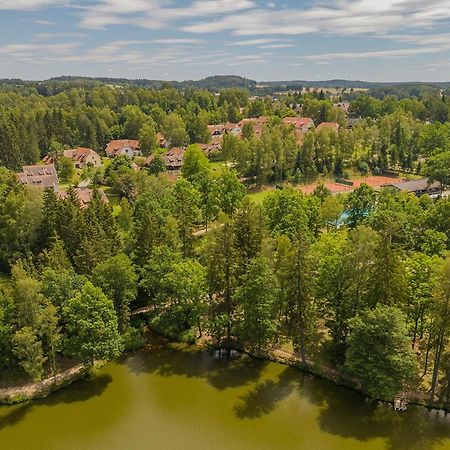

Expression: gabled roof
xmin=385 ymin=178 xmax=442 ymax=193
xmin=105 ymin=139 xmax=140 ymax=156
xmin=63 ymin=147 xmax=100 ymax=163
xmin=282 ymin=117 xmax=314 ymax=128
xmin=316 ymin=122 xmax=340 ymax=132
xmin=58 ymin=188 xmax=108 ymax=208
xmin=163 ymin=147 xmax=185 ymax=169
xmin=17 ymin=164 xmax=59 ymax=190
xmin=207 ymin=123 xmax=241 ymax=135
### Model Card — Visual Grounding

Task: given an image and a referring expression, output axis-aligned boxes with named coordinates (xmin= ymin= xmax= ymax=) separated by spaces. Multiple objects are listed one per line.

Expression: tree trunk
xmin=429 ymin=328 xmax=444 ymax=405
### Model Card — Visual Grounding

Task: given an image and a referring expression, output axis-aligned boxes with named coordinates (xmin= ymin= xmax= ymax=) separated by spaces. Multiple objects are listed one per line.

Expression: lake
xmin=1 ymin=345 xmax=449 ymax=450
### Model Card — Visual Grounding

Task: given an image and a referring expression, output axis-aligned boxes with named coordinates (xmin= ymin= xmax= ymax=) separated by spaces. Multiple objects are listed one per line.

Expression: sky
xmin=1 ymin=0 xmax=450 ymax=82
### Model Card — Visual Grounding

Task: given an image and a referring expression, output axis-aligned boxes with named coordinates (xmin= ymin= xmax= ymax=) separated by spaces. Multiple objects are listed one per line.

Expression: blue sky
xmin=1 ymin=0 xmax=450 ymax=81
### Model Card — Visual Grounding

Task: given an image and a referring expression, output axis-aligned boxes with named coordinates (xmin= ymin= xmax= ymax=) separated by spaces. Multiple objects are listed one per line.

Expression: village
xmin=14 ymin=109 xmax=444 ymax=207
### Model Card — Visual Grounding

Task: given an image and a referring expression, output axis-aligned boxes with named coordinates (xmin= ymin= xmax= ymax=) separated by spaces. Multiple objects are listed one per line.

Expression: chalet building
xmin=199 ymin=137 xmax=222 ymax=158
xmin=43 ymin=147 xmax=102 ymax=169
xmin=16 ymin=164 xmax=59 ymax=190
xmin=64 ymin=147 xmax=102 ymax=168
xmin=384 ymin=178 xmax=442 ymax=198
xmin=58 ymin=187 xmax=108 ymax=208
xmin=282 ymin=117 xmax=314 ymax=132
xmin=105 ymin=140 xmax=141 ymax=158
xmin=334 ymin=102 xmax=350 ymax=116
xmin=146 ymin=147 xmax=186 ymax=173
xmin=207 ymin=123 xmax=242 ymax=137
xmin=238 ymin=117 xmax=268 ymax=137
xmin=316 ymin=122 xmax=340 ymax=132
xmin=162 ymin=147 xmax=185 ymax=172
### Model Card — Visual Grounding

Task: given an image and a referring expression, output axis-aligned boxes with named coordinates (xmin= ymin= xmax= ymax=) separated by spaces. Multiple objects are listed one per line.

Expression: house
xmin=316 ymin=122 xmax=340 ymax=132
xmin=16 ymin=164 xmax=59 ymax=190
xmin=105 ymin=139 xmax=141 ymax=158
xmin=62 ymin=147 xmax=102 ymax=168
xmin=207 ymin=123 xmax=241 ymax=137
xmin=384 ymin=178 xmax=442 ymax=198
xmin=334 ymin=102 xmax=350 ymax=115
xmin=162 ymin=147 xmax=185 ymax=172
xmin=282 ymin=117 xmax=314 ymax=132
xmin=64 ymin=147 xmax=102 ymax=168
xmin=58 ymin=187 xmax=109 ymax=208
xmin=238 ymin=117 xmax=268 ymax=137
xmin=146 ymin=147 xmax=186 ymax=173
xmin=199 ymin=136 xmax=223 ymax=158
xmin=43 ymin=147 xmax=102 ymax=168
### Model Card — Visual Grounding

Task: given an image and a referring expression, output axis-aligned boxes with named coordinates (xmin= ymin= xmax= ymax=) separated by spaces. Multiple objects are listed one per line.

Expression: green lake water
xmin=1 ymin=345 xmax=449 ymax=450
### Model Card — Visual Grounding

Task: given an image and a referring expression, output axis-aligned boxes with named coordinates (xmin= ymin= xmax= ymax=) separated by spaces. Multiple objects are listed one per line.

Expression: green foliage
xmin=345 ymin=305 xmax=417 ymax=400
xmin=424 ymin=150 xmax=450 ymax=188
xmin=216 ymin=169 xmax=246 ymax=216
xmin=235 ymin=257 xmax=277 ymax=350
xmin=147 ymin=154 xmax=166 ymax=175
xmin=62 ymin=282 xmax=123 ymax=364
xmin=92 ymin=253 xmax=137 ymax=333
xmin=345 ymin=184 xmax=376 ymax=228
xmin=12 ymin=327 xmax=46 ymax=381
xmin=58 ymin=156 xmax=75 ymax=183
xmin=139 ymin=123 xmax=159 ymax=156
xmin=181 ymin=144 xmax=210 ymax=182
xmin=162 ymin=113 xmax=188 ymax=147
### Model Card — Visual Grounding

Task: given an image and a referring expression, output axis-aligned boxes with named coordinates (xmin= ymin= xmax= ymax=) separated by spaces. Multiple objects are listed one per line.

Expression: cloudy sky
xmin=1 ymin=0 xmax=450 ymax=81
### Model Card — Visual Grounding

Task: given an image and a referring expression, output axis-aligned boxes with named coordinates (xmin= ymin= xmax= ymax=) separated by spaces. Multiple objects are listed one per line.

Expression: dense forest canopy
xmin=0 ymin=81 xmax=449 ymax=408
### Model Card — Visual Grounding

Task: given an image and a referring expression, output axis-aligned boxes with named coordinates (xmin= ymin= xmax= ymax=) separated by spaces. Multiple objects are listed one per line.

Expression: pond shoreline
xmin=241 ymin=346 xmax=449 ymax=414
xmin=2 ymin=335 xmax=449 ymax=414
xmin=0 ymin=362 xmax=104 ymax=405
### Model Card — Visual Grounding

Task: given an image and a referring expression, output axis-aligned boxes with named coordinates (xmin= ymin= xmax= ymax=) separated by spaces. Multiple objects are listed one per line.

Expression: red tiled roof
xmin=282 ymin=117 xmax=314 ymax=128
xmin=58 ymin=188 xmax=108 ymax=208
xmin=105 ymin=139 xmax=140 ymax=156
xmin=316 ymin=122 xmax=340 ymax=132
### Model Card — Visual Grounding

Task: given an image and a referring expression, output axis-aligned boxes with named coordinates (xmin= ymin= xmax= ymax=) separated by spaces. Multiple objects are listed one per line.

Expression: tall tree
xmin=92 ymin=254 xmax=137 ymax=333
xmin=429 ymin=257 xmax=450 ymax=404
xmin=235 ymin=256 xmax=278 ymax=351
xmin=12 ymin=327 xmax=46 ymax=381
xmin=345 ymin=305 xmax=417 ymax=400
xmin=62 ymin=282 xmax=123 ymax=365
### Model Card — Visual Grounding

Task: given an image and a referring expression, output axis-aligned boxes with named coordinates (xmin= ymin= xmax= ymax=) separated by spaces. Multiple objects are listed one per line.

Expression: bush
xmin=122 ymin=326 xmax=146 ymax=352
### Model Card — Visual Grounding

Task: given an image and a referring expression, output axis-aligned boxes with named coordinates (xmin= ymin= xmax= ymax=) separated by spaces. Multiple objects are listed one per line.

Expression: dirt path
xmin=0 ymin=363 xmax=86 ymax=404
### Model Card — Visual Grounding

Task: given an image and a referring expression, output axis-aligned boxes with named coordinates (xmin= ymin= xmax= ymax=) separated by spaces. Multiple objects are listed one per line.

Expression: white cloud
xmin=228 ymin=38 xmax=292 ymax=46
xmin=300 ymin=47 xmax=444 ymax=62
xmin=259 ymin=44 xmax=295 ymax=48
xmin=150 ymin=38 xmax=204 ymax=45
xmin=0 ymin=42 xmax=78 ymax=57
xmin=0 ymin=0 xmax=64 ymax=9
xmin=182 ymin=0 xmax=450 ymax=37
xmin=78 ymin=0 xmax=256 ymax=30
xmin=33 ymin=19 xmax=58 ymax=25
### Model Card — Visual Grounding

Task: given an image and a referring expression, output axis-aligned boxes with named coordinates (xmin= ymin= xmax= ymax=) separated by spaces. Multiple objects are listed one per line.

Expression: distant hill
xmin=47 ymin=75 xmax=257 ymax=90
xmin=1 ymin=76 xmax=450 ymax=97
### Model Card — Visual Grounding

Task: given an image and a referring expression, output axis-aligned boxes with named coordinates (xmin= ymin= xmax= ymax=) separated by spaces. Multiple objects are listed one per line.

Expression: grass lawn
xmin=247 ymin=186 xmax=275 ymax=205
xmin=247 ymin=190 xmax=270 ymax=205
xmin=209 ymin=161 xmax=227 ymax=176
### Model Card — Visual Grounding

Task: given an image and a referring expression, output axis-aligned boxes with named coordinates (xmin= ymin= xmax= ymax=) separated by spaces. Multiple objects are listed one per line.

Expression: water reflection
xmin=1 ymin=346 xmax=449 ymax=450
xmin=123 ymin=346 xmax=450 ymax=450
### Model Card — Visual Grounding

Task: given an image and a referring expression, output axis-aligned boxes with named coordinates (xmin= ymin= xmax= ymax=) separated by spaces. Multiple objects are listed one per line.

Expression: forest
xmin=0 ymin=82 xmax=449 ymax=408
